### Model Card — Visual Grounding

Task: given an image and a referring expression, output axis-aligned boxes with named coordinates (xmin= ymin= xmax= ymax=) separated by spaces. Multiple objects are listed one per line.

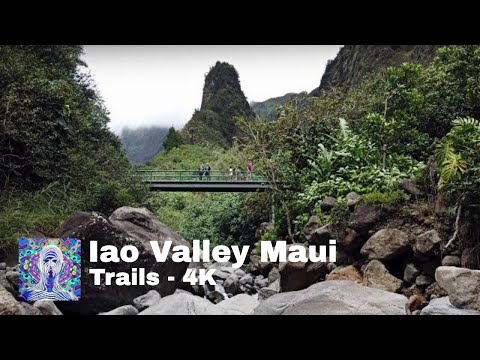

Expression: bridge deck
xmin=137 ymin=170 xmax=269 ymax=192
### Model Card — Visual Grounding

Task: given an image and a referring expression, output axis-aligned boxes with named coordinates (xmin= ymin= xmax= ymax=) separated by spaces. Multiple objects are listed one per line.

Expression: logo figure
xmin=18 ymin=238 xmax=80 ymax=301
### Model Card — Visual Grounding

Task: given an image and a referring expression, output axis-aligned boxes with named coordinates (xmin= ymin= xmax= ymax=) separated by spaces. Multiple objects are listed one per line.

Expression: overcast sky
xmin=82 ymin=45 xmax=342 ymax=134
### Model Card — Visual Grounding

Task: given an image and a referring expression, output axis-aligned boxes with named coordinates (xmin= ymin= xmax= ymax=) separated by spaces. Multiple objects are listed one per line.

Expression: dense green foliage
xmin=238 ymin=45 xmax=480 ymax=241
xmin=162 ymin=126 xmax=185 ymax=153
xmin=182 ymin=61 xmax=255 ymax=148
xmin=144 ymin=143 xmax=270 ymax=246
xmin=250 ymin=93 xmax=298 ymax=121
xmin=0 ymin=46 xmax=142 ymax=254
xmin=120 ymin=126 xmax=169 ymax=164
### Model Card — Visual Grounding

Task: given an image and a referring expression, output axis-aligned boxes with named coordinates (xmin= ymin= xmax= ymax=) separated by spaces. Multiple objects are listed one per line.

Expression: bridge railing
xmin=135 ymin=170 xmax=266 ymax=183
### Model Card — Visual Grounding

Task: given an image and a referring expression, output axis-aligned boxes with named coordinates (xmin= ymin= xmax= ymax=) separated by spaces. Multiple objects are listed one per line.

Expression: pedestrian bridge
xmin=136 ymin=170 xmax=270 ymax=192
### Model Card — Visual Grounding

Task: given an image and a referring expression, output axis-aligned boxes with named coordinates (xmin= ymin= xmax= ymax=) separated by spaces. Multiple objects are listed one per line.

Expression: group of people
xmin=196 ymin=162 xmax=254 ymax=181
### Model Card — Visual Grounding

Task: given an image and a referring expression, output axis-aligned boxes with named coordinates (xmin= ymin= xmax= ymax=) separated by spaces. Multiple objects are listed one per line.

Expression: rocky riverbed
xmin=1 ymin=200 xmax=480 ymax=315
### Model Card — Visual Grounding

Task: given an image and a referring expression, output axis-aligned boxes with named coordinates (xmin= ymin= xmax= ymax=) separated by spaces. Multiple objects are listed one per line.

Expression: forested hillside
xmin=0 ymin=45 xmax=142 ymax=254
xmin=250 ymin=93 xmax=298 ymax=121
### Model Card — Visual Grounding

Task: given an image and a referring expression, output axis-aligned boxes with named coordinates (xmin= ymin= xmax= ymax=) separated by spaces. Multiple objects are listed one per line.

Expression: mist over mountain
xmin=120 ymin=126 xmax=170 ymax=164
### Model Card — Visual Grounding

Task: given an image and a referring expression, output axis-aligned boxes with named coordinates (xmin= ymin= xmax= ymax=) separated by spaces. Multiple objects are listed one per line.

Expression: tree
xmin=163 ymin=127 xmax=185 ymax=152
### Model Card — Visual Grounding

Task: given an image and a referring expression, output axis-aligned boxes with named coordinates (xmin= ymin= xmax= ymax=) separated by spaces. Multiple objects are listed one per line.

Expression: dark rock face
xmin=316 ymin=45 xmax=440 ymax=92
xmin=182 ymin=61 xmax=255 ymax=148
xmin=348 ymin=204 xmax=387 ymax=234
xmin=52 ymin=207 xmax=190 ymax=315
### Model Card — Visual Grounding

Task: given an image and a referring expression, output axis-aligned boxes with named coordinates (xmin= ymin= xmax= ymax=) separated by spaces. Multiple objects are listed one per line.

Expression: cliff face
xmin=312 ymin=45 xmax=440 ymax=94
xmin=182 ymin=61 xmax=255 ymax=148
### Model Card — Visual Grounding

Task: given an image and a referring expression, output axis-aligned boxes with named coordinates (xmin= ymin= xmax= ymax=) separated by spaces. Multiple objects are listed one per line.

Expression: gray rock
xmin=255 ymin=280 xmax=408 ymax=315
xmin=216 ymin=294 xmax=259 ymax=314
xmin=414 ymin=230 xmax=442 ymax=255
xmin=239 ymin=274 xmax=254 ymax=286
xmin=20 ymin=302 xmax=42 ymax=315
xmin=436 ymin=266 xmax=480 ymax=310
xmin=348 ymin=204 xmax=387 ymax=233
xmin=308 ymin=225 xmax=332 ymax=246
xmin=361 ymin=229 xmax=410 ymax=261
xmin=403 ymin=263 xmax=420 ymax=283
xmin=400 ymin=180 xmax=422 ymax=196
xmin=254 ymin=276 xmax=269 ymax=289
xmin=0 ymin=270 xmax=15 ymax=295
xmin=0 ymin=262 xmax=6 ymax=270
xmin=442 ymin=255 xmax=461 ymax=267
xmin=219 ymin=266 xmax=235 ymax=274
xmin=53 ymin=208 xmax=191 ymax=314
xmin=34 ymin=300 xmax=63 ymax=315
xmin=320 ymin=196 xmax=337 ymax=212
xmin=258 ymin=287 xmax=279 ymax=301
xmin=223 ymin=274 xmax=241 ymax=295
xmin=421 ymin=297 xmax=480 ymax=315
xmin=6 ymin=270 xmax=18 ymax=289
xmin=339 ymin=228 xmax=361 ymax=251
xmin=0 ymin=284 xmax=25 ymax=315
xmin=346 ymin=192 xmax=361 ymax=207
xmin=267 ymin=267 xmax=280 ymax=284
xmin=268 ymin=279 xmax=281 ymax=292
xmin=363 ymin=260 xmax=403 ymax=293
xmin=212 ymin=270 xmax=230 ymax=281
xmin=133 ymin=290 xmax=161 ymax=311
xmin=416 ymin=274 xmax=434 ymax=287
xmin=206 ymin=290 xmax=225 ymax=304
xmin=99 ymin=305 xmax=139 ymax=315
xmin=234 ymin=269 xmax=247 ymax=278
xmin=139 ymin=292 xmax=244 ymax=315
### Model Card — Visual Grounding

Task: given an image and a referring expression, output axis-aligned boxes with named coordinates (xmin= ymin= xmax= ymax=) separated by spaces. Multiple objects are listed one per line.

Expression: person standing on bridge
xmin=197 ymin=164 xmax=204 ymax=181
xmin=246 ymin=162 xmax=254 ymax=180
xmin=204 ymin=163 xmax=211 ymax=181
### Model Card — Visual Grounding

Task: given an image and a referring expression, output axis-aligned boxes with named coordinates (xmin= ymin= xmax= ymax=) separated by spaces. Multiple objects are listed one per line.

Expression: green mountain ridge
xmin=181 ymin=61 xmax=255 ymax=148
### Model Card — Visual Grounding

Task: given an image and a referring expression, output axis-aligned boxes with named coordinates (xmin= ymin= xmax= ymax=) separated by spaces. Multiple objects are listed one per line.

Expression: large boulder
xmin=34 ymin=300 xmax=63 ymax=315
xmin=360 ymin=229 xmax=410 ymax=261
xmin=139 ymin=292 xmax=250 ymax=315
xmin=279 ymin=246 xmax=330 ymax=292
xmin=304 ymin=216 xmax=331 ymax=246
xmin=53 ymin=208 xmax=191 ymax=314
xmin=254 ymin=280 xmax=408 ymax=315
xmin=0 ymin=284 xmax=25 ymax=315
xmin=99 ymin=305 xmax=139 ymax=315
xmin=435 ymin=266 xmax=480 ymax=310
xmin=414 ymin=230 xmax=442 ymax=255
xmin=20 ymin=302 xmax=42 ymax=315
xmin=326 ymin=265 xmax=363 ymax=284
xmin=348 ymin=204 xmax=387 ymax=234
xmin=338 ymin=228 xmax=361 ymax=251
xmin=346 ymin=192 xmax=361 ymax=207
xmin=442 ymin=256 xmax=461 ymax=267
xmin=0 ymin=270 xmax=15 ymax=295
xmin=363 ymin=260 xmax=403 ymax=293
xmin=133 ymin=290 xmax=161 ymax=311
xmin=216 ymin=294 xmax=259 ymax=315
xmin=320 ymin=197 xmax=337 ymax=212
xmin=421 ymin=297 xmax=480 ymax=315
